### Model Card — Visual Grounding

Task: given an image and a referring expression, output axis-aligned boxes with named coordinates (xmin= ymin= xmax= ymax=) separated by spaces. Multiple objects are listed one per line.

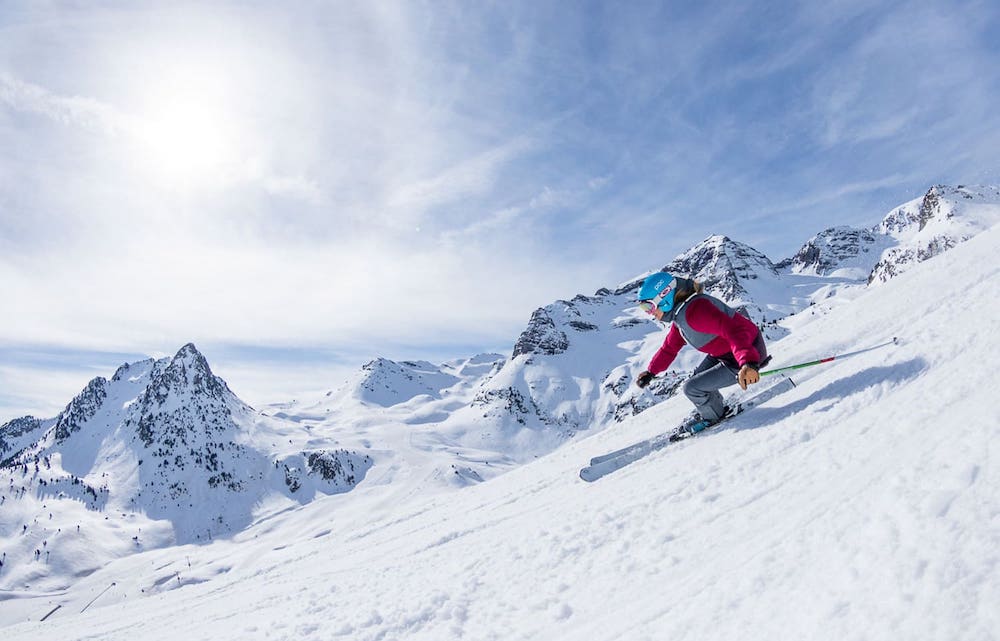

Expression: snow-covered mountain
xmin=0 ymin=344 xmax=372 ymax=589
xmin=782 ymin=184 xmax=1000 ymax=283
xmin=1 ymin=189 xmax=997 ymax=641
xmin=778 ymin=226 xmax=887 ymax=277
xmin=664 ymin=234 xmax=782 ymax=317
xmin=869 ymin=184 xmax=1000 ymax=283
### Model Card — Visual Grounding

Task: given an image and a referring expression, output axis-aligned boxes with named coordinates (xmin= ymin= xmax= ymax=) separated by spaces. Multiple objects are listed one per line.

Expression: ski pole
xmin=760 ymin=337 xmax=899 ymax=377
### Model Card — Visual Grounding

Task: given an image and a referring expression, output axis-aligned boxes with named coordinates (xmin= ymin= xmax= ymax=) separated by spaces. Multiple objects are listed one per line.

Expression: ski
xmin=580 ymin=377 xmax=796 ymax=482
xmin=586 ymin=379 xmax=787 ymax=468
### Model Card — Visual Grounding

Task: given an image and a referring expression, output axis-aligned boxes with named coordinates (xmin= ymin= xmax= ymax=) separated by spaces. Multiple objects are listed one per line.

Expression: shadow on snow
xmin=735 ymin=357 xmax=929 ymax=432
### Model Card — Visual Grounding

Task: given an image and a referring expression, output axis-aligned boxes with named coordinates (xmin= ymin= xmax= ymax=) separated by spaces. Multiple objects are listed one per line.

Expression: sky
xmin=2 ymin=0 xmax=999 ymax=418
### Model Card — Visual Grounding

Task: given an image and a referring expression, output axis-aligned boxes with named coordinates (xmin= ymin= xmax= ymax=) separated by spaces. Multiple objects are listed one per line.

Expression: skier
xmin=634 ymin=271 xmax=769 ymax=433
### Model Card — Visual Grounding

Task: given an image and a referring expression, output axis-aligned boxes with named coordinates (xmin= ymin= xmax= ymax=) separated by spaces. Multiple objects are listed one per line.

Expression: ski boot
xmin=669 ymin=406 xmax=734 ymax=442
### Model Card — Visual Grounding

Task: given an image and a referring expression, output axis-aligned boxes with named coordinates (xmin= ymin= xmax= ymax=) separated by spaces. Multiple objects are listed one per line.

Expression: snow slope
xmin=2 ymin=216 xmax=996 ymax=639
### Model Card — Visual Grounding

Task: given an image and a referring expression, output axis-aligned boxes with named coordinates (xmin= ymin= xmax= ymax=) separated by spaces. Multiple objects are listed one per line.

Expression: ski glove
xmin=737 ymin=364 xmax=760 ymax=390
xmin=636 ymin=370 xmax=655 ymax=388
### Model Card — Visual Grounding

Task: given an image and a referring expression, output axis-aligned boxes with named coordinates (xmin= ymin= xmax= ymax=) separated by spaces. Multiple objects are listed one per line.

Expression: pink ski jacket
xmin=647 ymin=294 xmax=762 ymax=375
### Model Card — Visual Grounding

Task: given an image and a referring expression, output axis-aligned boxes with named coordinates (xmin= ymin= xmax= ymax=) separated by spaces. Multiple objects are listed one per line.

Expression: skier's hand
xmin=738 ymin=364 xmax=760 ymax=390
xmin=636 ymin=371 xmax=655 ymax=389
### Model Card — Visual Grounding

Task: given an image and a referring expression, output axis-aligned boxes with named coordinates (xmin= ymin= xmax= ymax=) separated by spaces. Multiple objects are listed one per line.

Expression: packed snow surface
xmin=1 ymin=220 xmax=997 ymax=639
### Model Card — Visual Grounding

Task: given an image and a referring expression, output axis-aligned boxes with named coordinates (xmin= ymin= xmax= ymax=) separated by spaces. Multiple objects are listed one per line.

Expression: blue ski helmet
xmin=638 ymin=271 xmax=678 ymax=313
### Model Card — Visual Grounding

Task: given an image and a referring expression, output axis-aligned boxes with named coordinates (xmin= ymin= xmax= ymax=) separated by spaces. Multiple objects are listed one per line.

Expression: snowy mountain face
xmin=0 ymin=344 xmax=372 ymax=590
xmin=777 ymin=226 xmax=886 ymax=277
xmin=351 ymin=358 xmax=462 ymax=407
xmin=119 ymin=346 xmax=273 ymax=530
xmin=0 ymin=417 xmax=49 ymax=466
xmin=664 ymin=234 xmax=780 ymax=308
xmin=444 ymin=234 xmax=809 ymax=459
xmin=868 ymin=185 xmax=1000 ymax=283
xmin=450 ymin=289 xmax=686 ymax=459
xmin=782 ymin=185 xmax=1000 ymax=283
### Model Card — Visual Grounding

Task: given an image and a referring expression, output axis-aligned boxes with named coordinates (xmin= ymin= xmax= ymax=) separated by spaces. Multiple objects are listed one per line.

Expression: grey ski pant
xmin=683 ymin=334 xmax=768 ymax=422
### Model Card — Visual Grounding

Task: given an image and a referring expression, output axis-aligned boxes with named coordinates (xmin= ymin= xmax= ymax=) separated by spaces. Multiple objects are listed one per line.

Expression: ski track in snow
xmin=2 ymin=227 xmax=999 ymax=639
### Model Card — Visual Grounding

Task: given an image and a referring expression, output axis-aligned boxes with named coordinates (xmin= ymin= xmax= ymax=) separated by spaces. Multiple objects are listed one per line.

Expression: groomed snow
xmin=2 ymin=225 xmax=998 ymax=640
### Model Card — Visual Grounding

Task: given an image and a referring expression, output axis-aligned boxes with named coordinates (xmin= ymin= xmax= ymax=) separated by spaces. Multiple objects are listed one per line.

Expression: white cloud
xmin=0 ymin=359 xmax=110 ymax=419
xmin=807 ymin=2 xmax=992 ymax=150
xmin=0 ymin=69 xmax=329 ymax=209
xmin=0 ymin=219 xmax=591 ymax=360
xmin=749 ymin=174 xmax=916 ymax=220
xmin=0 ymin=72 xmax=120 ymax=134
xmin=387 ymin=136 xmax=536 ymax=218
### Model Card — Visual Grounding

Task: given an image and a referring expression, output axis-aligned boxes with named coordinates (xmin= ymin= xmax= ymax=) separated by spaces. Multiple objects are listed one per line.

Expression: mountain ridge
xmin=0 ymin=343 xmax=372 ymax=588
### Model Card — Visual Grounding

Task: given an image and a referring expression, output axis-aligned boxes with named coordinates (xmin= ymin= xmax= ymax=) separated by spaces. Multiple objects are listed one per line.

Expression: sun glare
xmin=128 ymin=72 xmax=242 ymax=188
xmin=144 ymin=103 xmax=229 ymax=173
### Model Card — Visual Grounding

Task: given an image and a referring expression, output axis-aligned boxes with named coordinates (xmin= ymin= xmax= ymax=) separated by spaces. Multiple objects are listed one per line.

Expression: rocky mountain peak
xmin=131 ymin=348 xmax=242 ymax=448
xmin=353 ymin=357 xmax=462 ymax=407
xmin=877 ymin=186 xmax=940 ymax=235
xmin=512 ymin=307 xmax=569 ymax=358
xmin=511 ymin=291 xmax=617 ymax=359
xmin=668 ymin=235 xmax=777 ymax=276
xmin=111 ymin=358 xmax=157 ymax=383
xmin=0 ymin=416 xmax=44 ymax=462
xmin=141 ymin=343 xmax=229 ymax=407
xmin=663 ymin=235 xmax=777 ymax=304
xmin=175 ymin=341 xmax=207 ymax=364
xmin=869 ymin=184 xmax=1000 ymax=284
xmin=875 ymin=184 xmax=983 ymax=235
xmin=779 ymin=184 xmax=1000 ymax=284
xmin=778 ymin=226 xmax=884 ymax=276
xmin=52 ymin=376 xmax=109 ymax=443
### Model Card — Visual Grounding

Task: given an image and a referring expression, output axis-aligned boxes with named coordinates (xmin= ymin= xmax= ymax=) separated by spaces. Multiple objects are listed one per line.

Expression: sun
xmin=143 ymin=102 xmax=230 ymax=175
xmin=128 ymin=73 xmax=242 ymax=188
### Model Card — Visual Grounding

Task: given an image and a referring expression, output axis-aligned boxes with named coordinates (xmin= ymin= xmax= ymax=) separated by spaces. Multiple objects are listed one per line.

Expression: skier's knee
xmin=682 ymin=378 xmax=703 ymax=402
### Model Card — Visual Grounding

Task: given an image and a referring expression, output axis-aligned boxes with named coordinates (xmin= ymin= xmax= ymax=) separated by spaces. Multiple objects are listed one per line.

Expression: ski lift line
xmin=760 ymin=337 xmax=899 ymax=377
xmin=40 ymin=604 xmax=61 ymax=622
xmin=80 ymin=582 xmax=116 ymax=614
